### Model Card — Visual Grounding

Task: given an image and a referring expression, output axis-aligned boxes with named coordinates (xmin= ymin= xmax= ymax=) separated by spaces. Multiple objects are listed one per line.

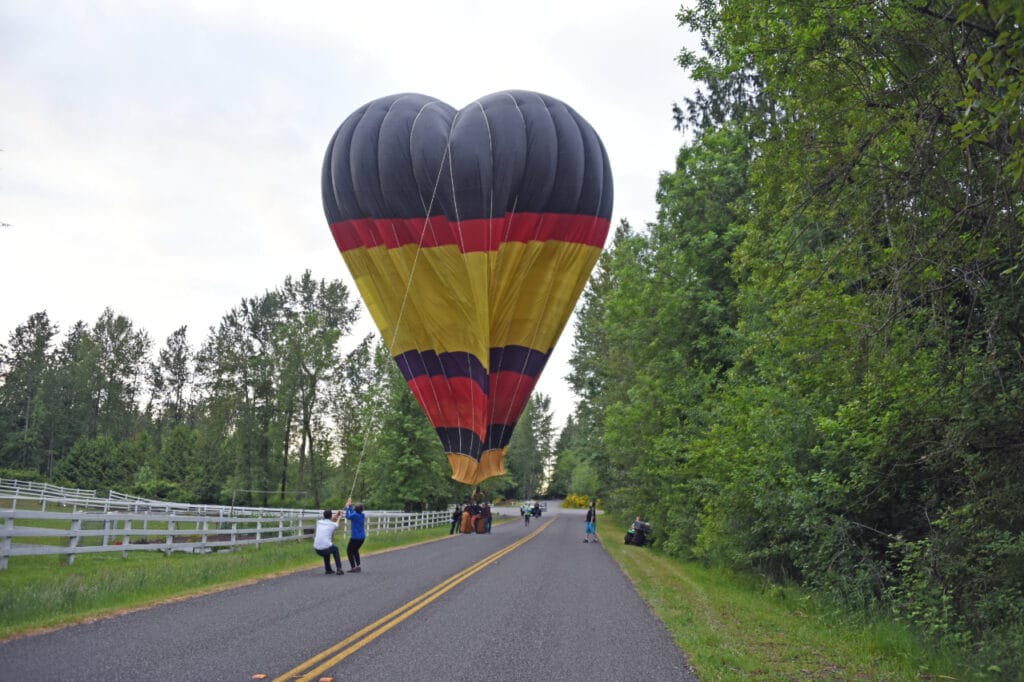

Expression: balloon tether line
xmin=346 ymin=122 xmax=451 ymax=499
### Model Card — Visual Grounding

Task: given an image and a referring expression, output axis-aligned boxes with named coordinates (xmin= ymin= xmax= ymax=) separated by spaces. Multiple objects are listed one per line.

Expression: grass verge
xmin=601 ymin=519 xmax=967 ymax=681
xmin=0 ymin=524 xmax=453 ymax=641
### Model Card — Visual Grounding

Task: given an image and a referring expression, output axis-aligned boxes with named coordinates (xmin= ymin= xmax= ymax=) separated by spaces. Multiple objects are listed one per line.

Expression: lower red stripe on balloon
xmin=407 ymin=375 xmax=489 ymax=436
xmin=488 ymin=372 xmax=538 ymax=424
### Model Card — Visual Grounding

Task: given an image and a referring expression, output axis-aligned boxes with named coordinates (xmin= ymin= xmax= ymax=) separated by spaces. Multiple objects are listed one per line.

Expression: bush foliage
xmin=562 ymin=1 xmax=1024 ymax=675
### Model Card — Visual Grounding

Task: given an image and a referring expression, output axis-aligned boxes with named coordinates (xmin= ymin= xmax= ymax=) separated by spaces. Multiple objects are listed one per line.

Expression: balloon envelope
xmin=322 ymin=90 xmax=613 ymax=484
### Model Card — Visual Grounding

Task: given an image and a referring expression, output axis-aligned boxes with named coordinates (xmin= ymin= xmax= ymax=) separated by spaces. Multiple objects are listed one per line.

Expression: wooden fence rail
xmin=1 ymin=478 xmax=306 ymax=516
xmin=0 ymin=504 xmax=451 ymax=570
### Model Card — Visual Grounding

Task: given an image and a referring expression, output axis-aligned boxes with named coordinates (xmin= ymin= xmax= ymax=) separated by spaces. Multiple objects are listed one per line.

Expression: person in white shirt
xmin=314 ymin=509 xmax=344 ymax=574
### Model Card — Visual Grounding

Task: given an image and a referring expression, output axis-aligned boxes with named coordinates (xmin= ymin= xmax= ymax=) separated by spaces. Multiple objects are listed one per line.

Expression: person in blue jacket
xmin=345 ymin=497 xmax=366 ymax=572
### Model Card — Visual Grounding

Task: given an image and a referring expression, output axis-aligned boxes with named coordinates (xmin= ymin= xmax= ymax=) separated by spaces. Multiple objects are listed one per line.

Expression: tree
xmin=193 ymin=272 xmax=357 ymax=506
xmin=546 ymin=414 xmax=579 ymax=498
xmin=38 ymin=321 xmax=103 ymax=474
xmin=195 ymin=291 xmax=287 ymax=506
xmin=54 ymin=432 xmax=148 ymax=491
xmin=272 ymin=271 xmax=357 ymax=506
xmin=90 ymin=308 xmax=152 ymax=440
xmin=31 ymin=313 xmax=153 ymax=479
xmin=502 ymin=393 xmax=554 ymax=500
xmin=0 ymin=312 xmax=58 ymax=471
xmin=566 ymin=222 xmax=640 ymax=497
xmin=955 ymin=0 xmax=1024 ymax=186
xmin=359 ymin=360 xmax=460 ymax=511
xmin=631 ymin=0 xmax=1024 ymax=665
xmin=331 ymin=336 xmax=390 ymax=497
xmin=148 ymin=326 xmax=195 ymax=432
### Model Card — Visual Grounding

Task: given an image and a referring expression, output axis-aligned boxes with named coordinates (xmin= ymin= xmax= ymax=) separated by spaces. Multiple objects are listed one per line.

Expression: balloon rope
xmin=347 ymin=128 xmax=452 ymax=498
xmin=494 ymin=197 xmax=549 ymax=443
xmin=348 ymin=427 xmax=370 ymax=500
xmin=457 ymin=101 xmax=488 ymax=451
xmin=493 ymin=94 xmax=551 ymax=448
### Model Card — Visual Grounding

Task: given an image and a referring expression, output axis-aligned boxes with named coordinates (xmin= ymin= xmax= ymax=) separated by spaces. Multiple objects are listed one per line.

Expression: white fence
xmin=0 ymin=478 xmax=450 ymax=570
xmin=0 ymin=478 xmax=301 ymax=515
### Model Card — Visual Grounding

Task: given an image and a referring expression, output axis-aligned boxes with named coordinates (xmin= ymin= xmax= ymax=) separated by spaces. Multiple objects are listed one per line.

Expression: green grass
xmin=602 ymin=521 xmax=970 ymax=681
xmin=0 ymin=524 xmax=453 ymax=640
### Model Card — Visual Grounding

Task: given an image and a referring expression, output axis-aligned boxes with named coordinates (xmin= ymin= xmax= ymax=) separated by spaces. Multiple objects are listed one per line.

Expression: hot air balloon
xmin=321 ymin=90 xmax=613 ymax=485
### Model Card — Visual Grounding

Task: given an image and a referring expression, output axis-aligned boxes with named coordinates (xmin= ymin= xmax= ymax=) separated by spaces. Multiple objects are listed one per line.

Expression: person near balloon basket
xmin=449 ymin=504 xmax=462 ymax=535
xmin=313 ymin=509 xmax=344 ymax=574
xmin=468 ymin=500 xmax=483 ymax=532
xmin=345 ymin=497 xmax=366 ymax=572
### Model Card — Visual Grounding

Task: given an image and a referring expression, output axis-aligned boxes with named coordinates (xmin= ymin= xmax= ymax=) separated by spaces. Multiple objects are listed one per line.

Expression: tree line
xmin=0 ymin=270 xmax=555 ymax=511
xmin=563 ymin=0 xmax=1022 ymax=672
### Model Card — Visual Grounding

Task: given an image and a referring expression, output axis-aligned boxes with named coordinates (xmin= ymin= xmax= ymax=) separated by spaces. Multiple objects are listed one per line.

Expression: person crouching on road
xmin=314 ymin=509 xmax=344 ymax=574
xmin=345 ymin=497 xmax=366 ymax=572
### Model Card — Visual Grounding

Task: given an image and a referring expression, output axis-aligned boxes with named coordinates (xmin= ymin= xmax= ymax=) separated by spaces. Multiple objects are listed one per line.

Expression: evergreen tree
xmin=0 ymin=312 xmax=59 ymax=471
xmin=546 ymin=414 xmax=579 ymax=498
xmin=360 ymin=361 xmax=459 ymax=511
xmin=148 ymin=326 xmax=195 ymax=433
xmin=503 ymin=394 xmax=554 ymax=500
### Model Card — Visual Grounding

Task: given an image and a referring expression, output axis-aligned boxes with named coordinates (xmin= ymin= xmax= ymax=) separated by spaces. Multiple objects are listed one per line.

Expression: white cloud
xmin=0 ymin=0 xmax=698 ymax=426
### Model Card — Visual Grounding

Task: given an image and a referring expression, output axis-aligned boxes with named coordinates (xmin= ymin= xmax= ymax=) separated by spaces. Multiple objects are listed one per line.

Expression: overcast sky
xmin=0 ymin=1 xmax=697 ymax=428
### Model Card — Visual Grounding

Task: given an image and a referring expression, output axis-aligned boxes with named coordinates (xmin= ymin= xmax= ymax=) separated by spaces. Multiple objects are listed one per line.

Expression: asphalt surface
xmin=0 ymin=507 xmax=696 ymax=681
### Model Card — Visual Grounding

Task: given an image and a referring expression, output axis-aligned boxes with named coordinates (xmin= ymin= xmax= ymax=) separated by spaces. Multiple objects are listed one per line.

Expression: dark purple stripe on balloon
xmin=394 ymin=350 xmax=488 ymax=392
xmin=436 ymin=424 xmax=519 ymax=460
xmin=394 ymin=345 xmax=550 ymax=388
xmin=490 ymin=345 xmax=549 ymax=377
xmin=435 ymin=427 xmax=484 ymax=461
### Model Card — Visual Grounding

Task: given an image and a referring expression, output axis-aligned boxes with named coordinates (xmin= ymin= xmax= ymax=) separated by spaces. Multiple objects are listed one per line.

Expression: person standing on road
xmin=314 ymin=509 xmax=344 ymax=574
xmin=450 ymin=504 xmax=462 ymax=534
xmin=345 ymin=497 xmax=366 ymax=572
xmin=482 ymin=501 xmax=492 ymax=534
xmin=468 ymin=499 xmax=482 ymax=532
xmin=584 ymin=500 xmax=598 ymax=543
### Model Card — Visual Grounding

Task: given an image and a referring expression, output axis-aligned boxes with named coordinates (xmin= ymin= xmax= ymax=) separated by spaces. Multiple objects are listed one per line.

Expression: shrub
xmin=563 ymin=494 xmax=600 ymax=509
xmin=0 ymin=468 xmax=47 ymax=483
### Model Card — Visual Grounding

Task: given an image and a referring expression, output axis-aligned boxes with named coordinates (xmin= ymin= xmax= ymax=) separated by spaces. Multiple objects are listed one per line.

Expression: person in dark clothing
xmin=469 ymin=501 xmax=482 ymax=532
xmin=584 ymin=501 xmax=598 ymax=543
xmin=450 ymin=504 xmax=462 ymax=534
xmin=345 ymin=497 xmax=366 ymax=572
xmin=482 ymin=502 xmax=492 ymax=533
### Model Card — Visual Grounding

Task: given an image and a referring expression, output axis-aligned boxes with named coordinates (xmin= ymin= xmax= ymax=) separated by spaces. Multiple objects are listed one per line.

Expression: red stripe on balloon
xmin=488 ymin=372 xmax=538 ymax=423
xmin=407 ymin=375 xmax=490 ymax=437
xmin=329 ymin=213 xmax=609 ymax=253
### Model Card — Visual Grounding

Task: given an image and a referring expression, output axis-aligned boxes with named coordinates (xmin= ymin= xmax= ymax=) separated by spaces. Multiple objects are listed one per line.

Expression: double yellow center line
xmin=274 ymin=517 xmax=554 ymax=681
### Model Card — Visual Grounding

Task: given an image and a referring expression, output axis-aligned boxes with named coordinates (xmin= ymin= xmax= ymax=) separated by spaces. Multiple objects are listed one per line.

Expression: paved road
xmin=0 ymin=507 xmax=696 ymax=681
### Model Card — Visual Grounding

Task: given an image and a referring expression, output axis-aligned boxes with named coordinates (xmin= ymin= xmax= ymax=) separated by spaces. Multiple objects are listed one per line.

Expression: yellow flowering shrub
xmin=562 ymin=494 xmax=600 ymax=509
